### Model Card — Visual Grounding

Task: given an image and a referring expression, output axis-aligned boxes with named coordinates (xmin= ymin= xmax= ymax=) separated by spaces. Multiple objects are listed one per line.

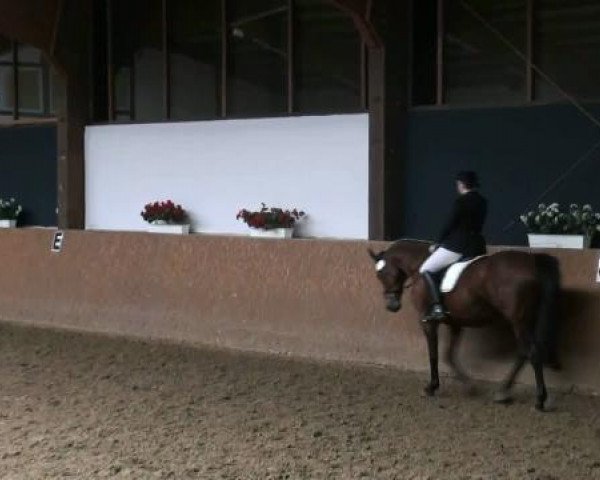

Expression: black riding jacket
xmin=437 ymin=190 xmax=487 ymax=258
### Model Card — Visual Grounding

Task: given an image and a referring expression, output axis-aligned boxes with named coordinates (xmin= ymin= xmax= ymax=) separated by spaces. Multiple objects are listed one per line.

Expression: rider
xmin=420 ymin=171 xmax=488 ymax=322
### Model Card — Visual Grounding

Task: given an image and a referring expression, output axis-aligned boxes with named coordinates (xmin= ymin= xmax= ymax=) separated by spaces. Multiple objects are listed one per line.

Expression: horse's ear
xmin=367 ymin=248 xmax=381 ymax=261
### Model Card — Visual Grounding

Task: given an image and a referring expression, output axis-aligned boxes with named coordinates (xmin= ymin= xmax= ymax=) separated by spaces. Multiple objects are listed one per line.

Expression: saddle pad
xmin=440 ymin=256 xmax=487 ymax=293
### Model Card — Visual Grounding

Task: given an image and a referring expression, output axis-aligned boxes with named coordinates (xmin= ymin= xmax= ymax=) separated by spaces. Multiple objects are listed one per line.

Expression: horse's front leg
xmin=423 ymin=322 xmax=440 ymax=396
xmin=531 ymin=344 xmax=548 ymax=411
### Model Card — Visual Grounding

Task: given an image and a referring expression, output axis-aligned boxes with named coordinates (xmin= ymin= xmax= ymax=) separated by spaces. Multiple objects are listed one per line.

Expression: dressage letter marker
xmin=51 ymin=231 xmax=64 ymax=253
xmin=596 ymin=257 xmax=600 ymax=283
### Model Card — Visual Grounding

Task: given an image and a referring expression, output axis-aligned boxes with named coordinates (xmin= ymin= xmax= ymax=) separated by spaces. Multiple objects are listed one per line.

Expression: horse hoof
xmin=423 ymin=385 xmax=438 ymax=397
xmin=493 ymin=391 xmax=513 ymax=405
xmin=463 ymin=383 xmax=480 ymax=397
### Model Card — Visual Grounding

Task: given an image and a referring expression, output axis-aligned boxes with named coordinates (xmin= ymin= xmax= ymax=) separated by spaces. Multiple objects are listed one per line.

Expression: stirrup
xmin=422 ymin=304 xmax=446 ymax=323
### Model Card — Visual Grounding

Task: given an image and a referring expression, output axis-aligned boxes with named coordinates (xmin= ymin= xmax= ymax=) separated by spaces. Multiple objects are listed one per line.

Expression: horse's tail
xmin=533 ymin=254 xmax=562 ymax=370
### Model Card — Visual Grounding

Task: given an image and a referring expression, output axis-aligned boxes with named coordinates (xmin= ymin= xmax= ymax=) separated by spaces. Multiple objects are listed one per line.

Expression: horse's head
xmin=368 ymin=248 xmax=409 ymax=313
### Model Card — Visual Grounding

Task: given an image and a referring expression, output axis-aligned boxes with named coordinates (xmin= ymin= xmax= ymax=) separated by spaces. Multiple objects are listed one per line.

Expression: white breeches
xmin=419 ymin=247 xmax=462 ymax=274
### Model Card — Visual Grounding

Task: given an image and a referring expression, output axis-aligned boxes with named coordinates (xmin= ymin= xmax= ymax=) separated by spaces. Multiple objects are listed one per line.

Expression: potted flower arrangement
xmin=520 ymin=203 xmax=600 ymax=249
xmin=141 ymin=200 xmax=190 ymax=235
xmin=236 ymin=203 xmax=306 ymax=239
xmin=0 ymin=197 xmax=23 ymax=228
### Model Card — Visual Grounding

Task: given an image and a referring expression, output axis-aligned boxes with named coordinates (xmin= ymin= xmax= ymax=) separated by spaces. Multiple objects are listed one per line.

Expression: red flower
xmin=141 ymin=199 xmax=188 ymax=224
xmin=236 ymin=204 xmax=306 ymax=230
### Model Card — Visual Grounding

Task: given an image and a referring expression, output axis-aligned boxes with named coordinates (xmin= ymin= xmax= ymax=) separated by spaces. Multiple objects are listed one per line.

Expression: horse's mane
xmin=388 ymin=238 xmax=432 ymax=251
xmin=383 ymin=239 xmax=432 ymax=273
xmin=392 ymin=238 xmax=432 ymax=245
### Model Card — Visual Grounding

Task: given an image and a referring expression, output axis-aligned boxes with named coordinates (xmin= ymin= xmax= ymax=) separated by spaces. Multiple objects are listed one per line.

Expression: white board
xmin=85 ymin=114 xmax=369 ymax=239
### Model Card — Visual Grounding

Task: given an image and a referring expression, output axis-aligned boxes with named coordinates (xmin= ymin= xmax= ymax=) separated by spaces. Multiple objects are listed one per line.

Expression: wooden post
xmin=368 ymin=46 xmax=385 ymax=240
xmin=220 ymin=0 xmax=228 ymax=117
xmin=287 ymin=0 xmax=295 ymax=114
xmin=52 ymin=0 xmax=93 ymax=229
xmin=367 ymin=1 xmax=410 ymax=240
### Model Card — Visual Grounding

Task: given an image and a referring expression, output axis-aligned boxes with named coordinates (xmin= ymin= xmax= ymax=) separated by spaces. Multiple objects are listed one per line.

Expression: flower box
xmin=0 ymin=198 xmax=22 ymax=228
xmin=0 ymin=219 xmax=16 ymax=228
xmin=521 ymin=203 xmax=599 ymax=249
xmin=527 ymin=234 xmax=590 ymax=250
xmin=249 ymin=227 xmax=293 ymax=239
xmin=141 ymin=200 xmax=190 ymax=235
xmin=237 ymin=203 xmax=305 ymax=239
xmin=147 ymin=222 xmax=190 ymax=235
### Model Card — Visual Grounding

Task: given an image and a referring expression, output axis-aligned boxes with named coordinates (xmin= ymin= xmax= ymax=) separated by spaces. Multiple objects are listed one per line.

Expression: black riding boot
xmin=422 ymin=271 xmax=446 ymax=322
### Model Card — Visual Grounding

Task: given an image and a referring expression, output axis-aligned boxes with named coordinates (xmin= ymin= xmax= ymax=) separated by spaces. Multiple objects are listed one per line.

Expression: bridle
xmin=385 ymin=270 xmax=418 ymax=299
xmin=403 ymin=277 xmax=417 ymax=290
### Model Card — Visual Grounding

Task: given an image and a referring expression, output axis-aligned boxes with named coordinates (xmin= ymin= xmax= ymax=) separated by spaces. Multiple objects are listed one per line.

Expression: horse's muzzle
xmin=385 ymin=293 xmax=401 ymax=312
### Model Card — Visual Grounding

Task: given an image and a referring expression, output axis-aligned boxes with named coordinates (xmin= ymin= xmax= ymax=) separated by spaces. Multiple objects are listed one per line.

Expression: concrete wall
xmin=1 ymin=229 xmax=599 ymax=393
xmin=85 ymin=114 xmax=369 ymax=239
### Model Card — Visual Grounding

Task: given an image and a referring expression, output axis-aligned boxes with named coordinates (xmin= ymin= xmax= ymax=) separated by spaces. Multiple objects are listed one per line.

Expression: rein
xmin=403 ymin=275 xmax=418 ymax=290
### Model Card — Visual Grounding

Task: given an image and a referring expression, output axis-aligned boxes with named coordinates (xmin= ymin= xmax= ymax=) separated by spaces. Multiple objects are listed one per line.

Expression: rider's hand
xmin=428 ymin=244 xmax=438 ymax=254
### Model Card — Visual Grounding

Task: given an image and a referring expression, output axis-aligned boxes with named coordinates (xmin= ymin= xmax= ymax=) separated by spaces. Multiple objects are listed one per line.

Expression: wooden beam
xmin=436 ymin=0 xmax=444 ymax=105
xmin=366 ymin=0 xmax=411 ymax=240
xmin=50 ymin=0 xmax=65 ymax=56
xmin=162 ymin=0 xmax=170 ymax=120
xmin=287 ymin=0 xmax=294 ymax=114
xmin=52 ymin=0 xmax=93 ymax=229
xmin=0 ymin=0 xmax=61 ymax=53
xmin=328 ymin=0 xmax=382 ymax=48
xmin=107 ymin=0 xmax=114 ymax=121
xmin=220 ymin=0 xmax=228 ymax=117
xmin=12 ymin=40 xmax=18 ymax=121
xmin=526 ymin=0 xmax=534 ymax=102
xmin=383 ymin=1 xmax=411 ymax=240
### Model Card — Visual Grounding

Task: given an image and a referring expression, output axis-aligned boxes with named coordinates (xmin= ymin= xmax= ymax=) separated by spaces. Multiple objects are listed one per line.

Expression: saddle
xmin=428 ymin=256 xmax=487 ymax=295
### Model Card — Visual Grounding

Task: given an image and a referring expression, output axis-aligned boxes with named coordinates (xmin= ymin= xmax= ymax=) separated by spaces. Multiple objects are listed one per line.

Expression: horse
xmin=368 ymin=240 xmax=561 ymax=411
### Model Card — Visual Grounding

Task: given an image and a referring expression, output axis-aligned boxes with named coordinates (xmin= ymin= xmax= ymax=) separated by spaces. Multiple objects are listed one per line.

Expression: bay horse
xmin=368 ymin=240 xmax=561 ymax=411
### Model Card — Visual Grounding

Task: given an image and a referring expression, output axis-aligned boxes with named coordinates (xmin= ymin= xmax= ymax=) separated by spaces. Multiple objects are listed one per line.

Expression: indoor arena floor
xmin=0 ymin=324 xmax=598 ymax=479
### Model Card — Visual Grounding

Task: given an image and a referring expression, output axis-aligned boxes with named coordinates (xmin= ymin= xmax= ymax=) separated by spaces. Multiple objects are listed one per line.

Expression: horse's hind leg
xmin=494 ymin=352 xmax=527 ymax=404
xmin=444 ymin=325 xmax=472 ymax=385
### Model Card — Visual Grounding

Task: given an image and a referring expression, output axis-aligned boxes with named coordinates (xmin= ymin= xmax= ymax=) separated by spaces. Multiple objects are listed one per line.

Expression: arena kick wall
xmin=1 ymin=230 xmax=599 ymax=393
